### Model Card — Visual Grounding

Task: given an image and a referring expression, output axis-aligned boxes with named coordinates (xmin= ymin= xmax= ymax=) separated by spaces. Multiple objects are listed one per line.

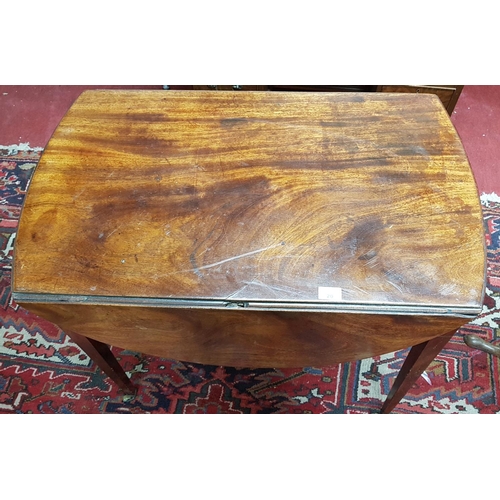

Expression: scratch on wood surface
xmin=349 ymin=285 xmax=371 ymax=296
xmin=107 ymin=225 xmax=123 ymax=238
xmin=439 ymin=283 xmax=459 ymax=295
xmin=386 ymin=280 xmax=404 ymax=294
xmin=225 ymin=283 xmax=251 ymax=299
xmin=225 ymin=278 xmax=306 ymax=300
xmin=190 ymin=253 xmax=204 ymax=278
xmin=242 ymin=279 xmax=305 ymax=297
xmin=73 ymin=189 xmax=86 ymax=200
xmin=191 ymin=242 xmax=285 ymax=275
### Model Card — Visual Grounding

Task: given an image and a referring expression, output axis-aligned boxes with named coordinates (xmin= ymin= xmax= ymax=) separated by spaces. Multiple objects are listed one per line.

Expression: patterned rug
xmin=1 ymin=146 xmax=499 ymax=414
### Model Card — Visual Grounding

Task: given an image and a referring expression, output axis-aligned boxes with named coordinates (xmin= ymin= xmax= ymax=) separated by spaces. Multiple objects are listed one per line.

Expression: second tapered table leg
xmin=380 ymin=330 xmax=456 ymax=414
xmin=65 ymin=329 xmax=136 ymax=394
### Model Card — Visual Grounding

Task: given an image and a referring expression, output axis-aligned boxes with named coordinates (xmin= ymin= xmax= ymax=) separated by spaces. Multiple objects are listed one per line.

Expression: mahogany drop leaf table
xmin=12 ymin=90 xmax=486 ymax=413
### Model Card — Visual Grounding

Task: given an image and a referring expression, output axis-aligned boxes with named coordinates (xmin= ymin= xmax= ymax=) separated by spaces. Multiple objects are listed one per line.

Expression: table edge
xmin=12 ymin=291 xmax=481 ymax=319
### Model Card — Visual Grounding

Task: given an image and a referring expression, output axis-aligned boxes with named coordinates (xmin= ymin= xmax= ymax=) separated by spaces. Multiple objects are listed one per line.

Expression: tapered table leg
xmin=380 ymin=330 xmax=455 ymax=414
xmin=65 ymin=330 xmax=136 ymax=394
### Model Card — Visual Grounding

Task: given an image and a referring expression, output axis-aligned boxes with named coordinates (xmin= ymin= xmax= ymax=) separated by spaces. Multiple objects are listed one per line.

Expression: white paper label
xmin=318 ymin=287 xmax=343 ymax=301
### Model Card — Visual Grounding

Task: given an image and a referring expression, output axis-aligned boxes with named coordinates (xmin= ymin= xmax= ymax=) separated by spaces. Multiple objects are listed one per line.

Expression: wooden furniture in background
xmin=464 ymin=334 xmax=500 ymax=358
xmin=376 ymin=85 xmax=464 ymax=115
xmin=192 ymin=85 xmax=464 ymax=115
xmin=13 ymin=90 xmax=485 ymax=413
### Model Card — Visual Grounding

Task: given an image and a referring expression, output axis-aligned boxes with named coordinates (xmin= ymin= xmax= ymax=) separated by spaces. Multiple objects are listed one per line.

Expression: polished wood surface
xmin=191 ymin=86 xmax=462 ymax=114
xmin=14 ymin=90 xmax=485 ymax=315
xmin=21 ymin=302 xmax=466 ymax=368
xmin=377 ymin=85 xmax=464 ymax=114
xmin=11 ymin=90 xmax=486 ymax=409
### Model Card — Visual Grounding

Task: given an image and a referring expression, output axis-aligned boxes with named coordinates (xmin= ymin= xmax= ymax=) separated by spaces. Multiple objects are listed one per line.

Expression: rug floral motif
xmin=1 ymin=147 xmax=499 ymax=413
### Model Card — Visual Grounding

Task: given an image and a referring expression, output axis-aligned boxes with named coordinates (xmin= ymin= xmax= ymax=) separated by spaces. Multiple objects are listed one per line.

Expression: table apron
xmin=17 ymin=301 xmax=467 ymax=368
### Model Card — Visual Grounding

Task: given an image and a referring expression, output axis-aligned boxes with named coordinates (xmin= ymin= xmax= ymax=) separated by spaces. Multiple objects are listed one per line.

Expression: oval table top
xmin=13 ymin=90 xmax=486 ymax=317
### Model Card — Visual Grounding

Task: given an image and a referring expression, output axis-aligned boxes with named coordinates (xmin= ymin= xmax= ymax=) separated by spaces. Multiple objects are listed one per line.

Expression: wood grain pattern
xmin=190 ymin=86 xmax=462 ymax=114
xmin=377 ymin=85 xmax=463 ymax=114
xmin=13 ymin=90 xmax=485 ymax=315
xmin=18 ymin=301 xmax=466 ymax=368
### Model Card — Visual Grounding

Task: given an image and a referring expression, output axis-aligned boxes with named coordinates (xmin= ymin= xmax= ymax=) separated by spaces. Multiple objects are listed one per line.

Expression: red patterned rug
xmin=1 ymin=146 xmax=499 ymax=414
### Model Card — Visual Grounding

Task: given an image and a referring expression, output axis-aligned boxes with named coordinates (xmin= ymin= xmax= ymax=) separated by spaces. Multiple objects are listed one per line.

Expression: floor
xmin=0 ymin=85 xmax=499 ymax=194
